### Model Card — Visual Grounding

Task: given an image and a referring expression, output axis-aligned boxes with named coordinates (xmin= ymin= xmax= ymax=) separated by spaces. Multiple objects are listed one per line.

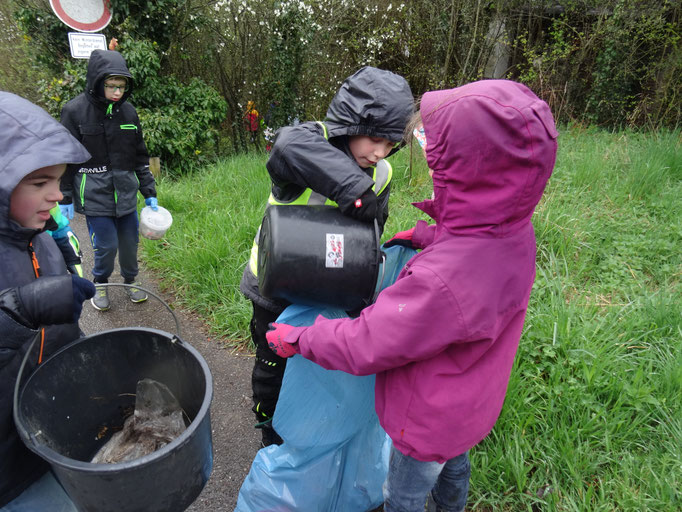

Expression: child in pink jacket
xmin=266 ymin=80 xmax=558 ymax=511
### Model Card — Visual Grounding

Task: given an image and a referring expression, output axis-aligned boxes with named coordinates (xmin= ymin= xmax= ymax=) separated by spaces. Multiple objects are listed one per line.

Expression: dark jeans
xmin=86 ymin=212 xmax=139 ymax=283
xmin=249 ymin=302 xmax=287 ymax=426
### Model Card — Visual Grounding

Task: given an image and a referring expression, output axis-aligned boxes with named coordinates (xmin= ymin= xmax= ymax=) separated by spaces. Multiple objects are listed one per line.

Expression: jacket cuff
xmin=412 ymin=220 xmax=436 ymax=249
xmin=286 ymin=326 xmax=308 ymax=352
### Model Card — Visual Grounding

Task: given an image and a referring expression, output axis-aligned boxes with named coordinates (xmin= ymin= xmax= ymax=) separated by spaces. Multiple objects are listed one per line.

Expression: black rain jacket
xmin=60 ymin=49 xmax=156 ymax=217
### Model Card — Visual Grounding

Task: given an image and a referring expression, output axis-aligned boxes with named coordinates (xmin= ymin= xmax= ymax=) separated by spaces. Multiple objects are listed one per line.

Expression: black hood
xmin=86 ymin=49 xmax=133 ymax=105
xmin=324 ymin=66 xmax=414 ymax=144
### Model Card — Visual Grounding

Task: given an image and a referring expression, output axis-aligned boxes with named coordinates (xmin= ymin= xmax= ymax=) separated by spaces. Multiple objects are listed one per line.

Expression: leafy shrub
xmin=8 ymin=0 xmax=681 ymax=134
xmin=37 ymin=39 xmax=226 ymax=175
xmin=123 ymin=40 xmax=228 ymax=173
xmin=513 ymin=0 xmax=681 ymax=128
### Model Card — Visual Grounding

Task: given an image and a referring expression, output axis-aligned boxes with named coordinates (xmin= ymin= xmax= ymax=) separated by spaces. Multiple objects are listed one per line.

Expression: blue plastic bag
xmin=236 ymin=246 xmax=417 ymax=512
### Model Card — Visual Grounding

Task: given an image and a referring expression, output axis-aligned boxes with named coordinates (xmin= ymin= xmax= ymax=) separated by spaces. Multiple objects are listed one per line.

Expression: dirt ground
xmin=71 ymin=213 xmax=259 ymax=511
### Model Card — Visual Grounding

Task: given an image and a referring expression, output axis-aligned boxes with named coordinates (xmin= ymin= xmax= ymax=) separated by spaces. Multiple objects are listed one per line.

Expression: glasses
xmin=104 ymin=83 xmax=129 ymax=92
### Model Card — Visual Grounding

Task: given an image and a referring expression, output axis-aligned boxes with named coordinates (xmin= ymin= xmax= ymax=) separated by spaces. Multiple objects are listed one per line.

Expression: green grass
xmin=141 ymin=127 xmax=681 ymax=510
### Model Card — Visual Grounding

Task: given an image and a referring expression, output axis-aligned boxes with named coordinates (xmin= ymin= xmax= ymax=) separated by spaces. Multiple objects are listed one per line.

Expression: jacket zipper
xmin=28 ymin=241 xmax=46 ymax=363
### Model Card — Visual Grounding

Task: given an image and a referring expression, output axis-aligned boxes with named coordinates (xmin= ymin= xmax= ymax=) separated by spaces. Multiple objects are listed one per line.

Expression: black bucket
xmin=258 ymin=205 xmax=382 ymax=310
xmin=14 ymin=326 xmax=213 ymax=512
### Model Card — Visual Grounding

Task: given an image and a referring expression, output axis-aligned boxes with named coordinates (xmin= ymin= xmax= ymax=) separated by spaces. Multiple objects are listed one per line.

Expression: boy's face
xmin=349 ymin=135 xmax=395 ymax=168
xmin=103 ymin=76 xmax=128 ymax=102
xmin=10 ymin=164 xmax=65 ymax=230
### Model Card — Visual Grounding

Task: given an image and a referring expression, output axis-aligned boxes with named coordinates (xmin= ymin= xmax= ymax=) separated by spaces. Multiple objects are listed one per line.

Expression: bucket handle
xmin=13 ymin=283 xmax=181 ymax=448
xmin=370 ymin=218 xmax=387 ymax=304
xmin=371 ymin=251 xmax=387 ymax=304
xmin=13 ymin=331 xmax=42 ymax=446
xmin=97 ymin=283 xmax=182 ymax=338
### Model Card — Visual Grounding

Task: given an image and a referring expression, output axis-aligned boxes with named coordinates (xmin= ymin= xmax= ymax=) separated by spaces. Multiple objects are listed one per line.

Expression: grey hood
xmin=0 ymin=92 xmax=90 ymax=239
xmin=324 ymin=66 xmax=414 ymax=144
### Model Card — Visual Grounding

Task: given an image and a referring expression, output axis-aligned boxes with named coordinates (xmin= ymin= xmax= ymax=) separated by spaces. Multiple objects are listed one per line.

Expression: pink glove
xmin=383 ymin=227 xmax=415 ymax=248
xmin=266 ymin=322 xmax=299 ymax=358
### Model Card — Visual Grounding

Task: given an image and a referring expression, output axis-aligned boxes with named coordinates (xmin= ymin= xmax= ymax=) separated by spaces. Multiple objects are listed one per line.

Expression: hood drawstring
xmin=106 ymin=103 xmax=113 ymax=118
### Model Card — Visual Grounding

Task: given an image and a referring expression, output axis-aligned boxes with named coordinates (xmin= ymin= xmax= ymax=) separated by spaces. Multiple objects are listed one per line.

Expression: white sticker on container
xmin=326 ymin=233 xmax=344 ymax=268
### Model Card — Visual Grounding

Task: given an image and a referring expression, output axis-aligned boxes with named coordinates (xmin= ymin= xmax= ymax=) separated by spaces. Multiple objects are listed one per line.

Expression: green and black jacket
xmin=59 ymin=49 xmax=156 ymax=217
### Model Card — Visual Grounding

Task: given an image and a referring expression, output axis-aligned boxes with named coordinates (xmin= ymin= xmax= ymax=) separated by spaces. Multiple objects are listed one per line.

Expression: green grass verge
xmin=141 ymin=127 xmax=681 ymax=510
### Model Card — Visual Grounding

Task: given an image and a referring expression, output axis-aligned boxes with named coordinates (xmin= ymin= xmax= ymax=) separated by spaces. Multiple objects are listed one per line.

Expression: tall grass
xmin=141 ymin=127 xmax=681 ymax=510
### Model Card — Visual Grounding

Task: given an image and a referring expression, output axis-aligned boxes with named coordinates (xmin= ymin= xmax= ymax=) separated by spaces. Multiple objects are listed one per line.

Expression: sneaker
xmin=125 ymin=282 xmax=148 ymax=303
xmin=91 ymin=285 xmax=110 ymax=311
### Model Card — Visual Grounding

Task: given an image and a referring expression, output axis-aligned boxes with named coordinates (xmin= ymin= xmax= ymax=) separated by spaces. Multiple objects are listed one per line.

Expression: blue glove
xmin=59 ymin=203 xmax=74 ymax=220
xmin=145 ymin=197 xmax=159 ymax=211
xmin=71 ymin=276 xmax=96 ymax=323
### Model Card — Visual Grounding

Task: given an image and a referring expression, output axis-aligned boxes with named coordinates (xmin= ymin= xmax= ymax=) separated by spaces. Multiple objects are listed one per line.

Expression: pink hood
xmin=415 ymin=80 xmax=557 ymax=238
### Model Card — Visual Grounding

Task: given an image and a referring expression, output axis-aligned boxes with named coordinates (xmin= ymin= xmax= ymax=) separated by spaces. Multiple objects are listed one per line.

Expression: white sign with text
xmin=68 ymin=32 xmax=106 ymax=59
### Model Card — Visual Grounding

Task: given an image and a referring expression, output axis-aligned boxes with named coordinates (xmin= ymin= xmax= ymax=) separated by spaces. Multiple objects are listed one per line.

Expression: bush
xmin=36 ymin=39 xmax=226 ymax=175
xmin=124 ymin=40 xmax=228 ymax=173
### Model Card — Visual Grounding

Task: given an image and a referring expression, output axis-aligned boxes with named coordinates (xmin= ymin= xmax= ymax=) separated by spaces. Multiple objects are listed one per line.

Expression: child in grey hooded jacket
xmin=0 ymin=92 xmax=95 ymax=510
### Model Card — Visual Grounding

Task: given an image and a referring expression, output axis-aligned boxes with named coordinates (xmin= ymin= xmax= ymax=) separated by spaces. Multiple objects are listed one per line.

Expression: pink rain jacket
xmin=287 ymin=80 xmax=558 ymax=462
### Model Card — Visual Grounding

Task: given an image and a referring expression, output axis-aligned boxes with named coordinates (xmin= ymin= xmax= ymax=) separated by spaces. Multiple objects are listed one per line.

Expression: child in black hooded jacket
xmin=240 ymin=66 xmax=414 ymax=446
xmin=59 ymin=49 xmax=159 ymax=312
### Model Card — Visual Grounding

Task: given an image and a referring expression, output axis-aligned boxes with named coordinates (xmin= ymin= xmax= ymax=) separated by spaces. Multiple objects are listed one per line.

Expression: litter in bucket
xmin=140 ymin=205 xmax=173 ymax=239
xmin=13 ymin=285 xmax=213 ymax=512
xmin=257 ymin=205 xmax=382 ymax=311
xmin=90 ymin=378 xmax=188 ymax=464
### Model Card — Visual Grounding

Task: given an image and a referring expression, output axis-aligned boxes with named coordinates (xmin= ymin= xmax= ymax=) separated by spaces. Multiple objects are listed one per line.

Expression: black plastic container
xmin=14 ymin=327 xmax=213 ymax=512
xmin=258 ymin=205 xmax=382 ymax=310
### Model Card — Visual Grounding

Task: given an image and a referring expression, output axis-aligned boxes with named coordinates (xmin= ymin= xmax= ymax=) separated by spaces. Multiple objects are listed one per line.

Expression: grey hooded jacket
xmin=0 ymin=92 xmax=90 ymax=506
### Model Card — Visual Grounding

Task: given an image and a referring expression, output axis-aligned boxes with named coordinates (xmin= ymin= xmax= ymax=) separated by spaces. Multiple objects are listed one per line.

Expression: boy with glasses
xmin=59 ymin=49 xmax=160 ymax=311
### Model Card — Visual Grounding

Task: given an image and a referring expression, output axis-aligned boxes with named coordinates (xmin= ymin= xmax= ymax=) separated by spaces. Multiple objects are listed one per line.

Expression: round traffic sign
xmin=49 ymin=0 xmax=112 ymax=33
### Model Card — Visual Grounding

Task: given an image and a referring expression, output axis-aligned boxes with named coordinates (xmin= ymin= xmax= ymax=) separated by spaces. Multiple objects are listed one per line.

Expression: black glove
xmin=0 ymin=275 xmax=94 ymax=329
xmin=71 ymin=276 xmax=96 ymax=322
xmin=342 ymin=189 xmax=378 ymax=223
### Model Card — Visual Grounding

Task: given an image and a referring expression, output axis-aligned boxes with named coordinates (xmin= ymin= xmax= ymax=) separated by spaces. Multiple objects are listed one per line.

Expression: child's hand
xmin=343 ymin=189 xmax=377 ymax=223
xmin=71 ymin=276 xmax=96 ymax=322
xmin=384 ymin=227 xmax=415 ymax=248
xmin=266 ymin=322 xmax=299 ymax=358
xmin=145 ymin=197 xmax=159 ymax=211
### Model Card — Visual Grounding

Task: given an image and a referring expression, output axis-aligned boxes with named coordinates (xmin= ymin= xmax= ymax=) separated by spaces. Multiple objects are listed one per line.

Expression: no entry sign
xmin=49 ymin=0 xmax=112 ymax=33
